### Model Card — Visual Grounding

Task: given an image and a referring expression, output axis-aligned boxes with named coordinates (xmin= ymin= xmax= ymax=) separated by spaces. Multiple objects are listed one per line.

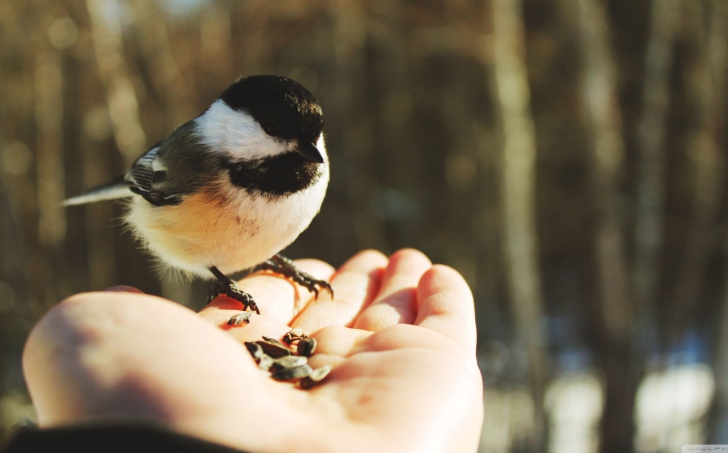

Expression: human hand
xmin=23 ymin=249 xmax=483 ymax=453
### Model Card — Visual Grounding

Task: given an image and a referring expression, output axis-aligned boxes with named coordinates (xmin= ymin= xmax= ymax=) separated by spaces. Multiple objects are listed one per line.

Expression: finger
xmin=292 ymin=250 xmax=387 ymax=332
xmin=199 ymin=259 xmax=335 ymax=326
xmin=415 ymin=265 xmax=477 ymax=355
xmin=309 ymin=325 xmax=372 ymax=357
xmin=353 ymin=249 xmax=432 ymax=332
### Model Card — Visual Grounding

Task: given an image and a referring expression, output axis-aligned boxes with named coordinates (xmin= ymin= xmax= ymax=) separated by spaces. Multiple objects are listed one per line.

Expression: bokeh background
xmin=1 ymin=0 xmax=727 ymax=451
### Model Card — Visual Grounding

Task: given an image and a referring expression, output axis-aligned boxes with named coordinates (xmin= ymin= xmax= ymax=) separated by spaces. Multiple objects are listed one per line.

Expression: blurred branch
xmin=491 ymin=0 xmax=547 ymax=449
xmin=633 ymin=0 xmax=679 ymax=319
xmin=86 ymin=0 xmax=146 ymax=166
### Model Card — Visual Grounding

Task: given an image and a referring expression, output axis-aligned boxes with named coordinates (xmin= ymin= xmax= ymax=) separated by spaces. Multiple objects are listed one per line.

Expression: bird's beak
xmin=295 ymin=141 xmax=325 ymax=163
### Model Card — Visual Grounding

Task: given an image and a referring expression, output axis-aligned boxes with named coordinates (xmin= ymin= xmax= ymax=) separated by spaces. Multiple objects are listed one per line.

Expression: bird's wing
xmin=124 ymin=145 xmax=184 ymax=207
xmin=124 ymin=146 xmax=158 ymax=196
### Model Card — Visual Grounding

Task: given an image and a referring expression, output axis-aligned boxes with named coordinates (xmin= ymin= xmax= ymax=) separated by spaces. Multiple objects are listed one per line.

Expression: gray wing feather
xmin=125 ymin=146 xmax=158 ymax=196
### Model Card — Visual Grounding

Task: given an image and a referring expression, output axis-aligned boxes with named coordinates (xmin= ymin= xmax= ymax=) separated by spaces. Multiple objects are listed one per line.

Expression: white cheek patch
xmin=194 ymin=99 xmax=287 ymax=161
xmin=315 ymin=134 xmax=327 ymax=162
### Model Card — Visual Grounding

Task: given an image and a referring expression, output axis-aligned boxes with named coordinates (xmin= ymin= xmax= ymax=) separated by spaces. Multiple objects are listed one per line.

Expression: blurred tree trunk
xmin=697 ymin=0 xmax=728 ymax=441
xmin=199 ymin=3 xmax=234 ymax=89
xmin=442 ymin=64 xmax=479 ymax=285
xmin=491 ymin=0 xmax=547 ymax=449
xmin=129 ymin=0 xmax=194 ymax=127
xmin=331 ymin=0 xmax=388 ymax=251
xmin=559 ymin=0 xmax=635 ymax=450
xmin=441 ymin=19 xmax=481 ymax=288
xmin=633 ymin=0 xmax=679 ymax=332
xmin=371 ymin=0 xmax=421 ymax=250
xmin=35 ymin=47 xmax=66 ymax=251
xmin=86 ymin=0 xmax=146 ymax=167
xmin=669 ymin=0 xmax=727 ymax=341
xmin=34 ymin=13 xmax=68 ymax=307
xmin=0 ymin=39 xmax=9 ymax=446
xmin=238 ymin=0 xmax=271 ymax=75
xmin=79 ymin=84 xmax=118 ymax=292
xmin=0 ymin=0 xmax=34 ymax=313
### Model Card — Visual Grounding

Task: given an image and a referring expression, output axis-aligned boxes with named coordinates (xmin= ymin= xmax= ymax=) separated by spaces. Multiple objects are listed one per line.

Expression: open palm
xmin=24 ymin=249 xmax=483 ymax=453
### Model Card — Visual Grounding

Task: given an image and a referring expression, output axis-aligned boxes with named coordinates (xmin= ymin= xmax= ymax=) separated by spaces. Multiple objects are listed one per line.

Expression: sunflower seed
xmin=227 ymin=312 xmax=252 ymax=326
xmin=257 ymin=354 xmax=274 ymax=371
xmin=271 ymin=363 xmax=313 ymax=381
xmin=271 ymin=355 xmax=309 ymax=372
xmin=245 ymin=342 xmax=264 ymax=360
xmin=256 ymin=337 xmax=293 ymax=358
xmin=296 ymin=337 xmax=317 ymax=357
xmin=299 ymin=365 xmax=333 ymax=389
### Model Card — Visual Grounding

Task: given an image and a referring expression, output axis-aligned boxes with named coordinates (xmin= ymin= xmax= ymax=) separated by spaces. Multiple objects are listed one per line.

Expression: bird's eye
xmin=263 ymin=124 xmax=278 ymax=135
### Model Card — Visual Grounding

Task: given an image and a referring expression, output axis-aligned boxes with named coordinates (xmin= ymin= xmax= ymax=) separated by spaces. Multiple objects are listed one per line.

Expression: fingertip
xmin=292 ymin=252 xmax=388 ymax=333
xmin=352 ymin=249 xmax=432 ymax=331
xmin=389 ymin=248 xmax=431 ymax=265
xmin=333 ymin=250 xmax=387 ymax=278
xmin=25 ymin=293 xmax=100 ymax=357
xmin=418 ymin=265 xmax=472 ymax=299
xmin=200 ymin=295 xmax=247 ymax=312
xmin=415 ymin=265 xmax=477 ymax=354
xmin=343 ymin=249 xmax=389 ymax=268
xmin=103 ymin=285 xmax=144 ymax=294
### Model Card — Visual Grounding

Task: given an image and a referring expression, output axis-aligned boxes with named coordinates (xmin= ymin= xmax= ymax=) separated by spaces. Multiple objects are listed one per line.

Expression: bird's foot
xmin=257 ymin=254 xmax=334 ymax=300
xmin=208 ymin=266 xmax=260 ymax=326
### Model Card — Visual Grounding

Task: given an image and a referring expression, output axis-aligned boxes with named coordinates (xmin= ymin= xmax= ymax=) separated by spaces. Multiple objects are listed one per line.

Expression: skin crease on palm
xmin=22 ymin=249 xmax=484 ymax=453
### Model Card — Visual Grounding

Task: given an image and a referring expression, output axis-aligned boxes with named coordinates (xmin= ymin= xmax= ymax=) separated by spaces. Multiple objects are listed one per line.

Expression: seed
xmin=245 ymin=342 xmax=263 ymax=360
xmin=271 ymin=355 xmax=308 ymax=372
xmin=245 ymin=342 xmax=275 ymax=371
xmin=283 ymin=328 xmax=307 ymax=344
xmin=256 ymin=337 xmax=293 ymax=358
xmin=300 ymin=365 xmax=333 ymax=389
xmin=227 ymin=312 xmax=252 ymax=326
xmin=257 ymin=354 xmax=274 ymax=371
xmin=271 ymin=363 xmax=313 ymax=381
xmin=244 ymin=333 xmax=332 ymax=389
xmin=296 ymin=337 xmax=317 ymax=357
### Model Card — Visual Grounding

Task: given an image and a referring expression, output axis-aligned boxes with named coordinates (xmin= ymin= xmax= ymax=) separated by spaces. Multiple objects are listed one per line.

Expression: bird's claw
xmin=208 ymin=267 xmax=260 ymax=328
xmin=257 ymin=255 xmax=334 ymax=300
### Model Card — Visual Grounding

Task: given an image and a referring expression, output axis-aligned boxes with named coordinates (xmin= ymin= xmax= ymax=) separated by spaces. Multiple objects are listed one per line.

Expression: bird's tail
xmin=63 ymin=176 xmax=133 ymax=206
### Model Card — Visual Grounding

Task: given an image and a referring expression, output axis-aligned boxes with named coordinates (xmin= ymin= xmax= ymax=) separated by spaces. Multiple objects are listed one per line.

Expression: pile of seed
xmin=245 ymin=328 xmax=332 ymax=389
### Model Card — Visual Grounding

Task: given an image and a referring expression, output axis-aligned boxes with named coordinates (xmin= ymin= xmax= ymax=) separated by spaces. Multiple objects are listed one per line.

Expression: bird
xmin=65 ymin=75 xmax=332 ymax=325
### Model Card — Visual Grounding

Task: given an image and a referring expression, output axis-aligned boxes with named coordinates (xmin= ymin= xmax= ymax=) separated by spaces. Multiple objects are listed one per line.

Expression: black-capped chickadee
xmin=65 ymin=75 xmax=332 ymax=325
